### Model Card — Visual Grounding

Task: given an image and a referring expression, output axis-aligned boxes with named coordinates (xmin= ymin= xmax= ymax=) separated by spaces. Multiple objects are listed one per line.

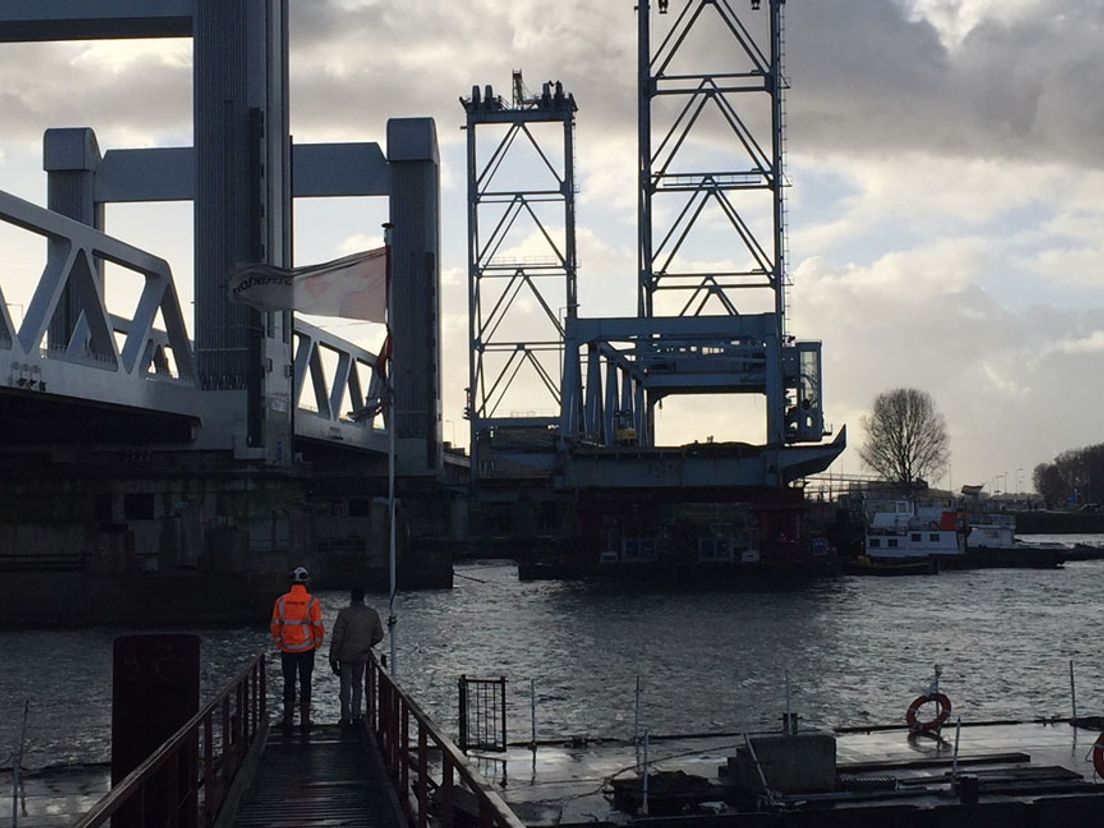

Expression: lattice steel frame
xmin=638 ymin=0 xmax=788 ymax=322
xmin=0 ymin=188 xmax=199 ymax=415
xmin=463 ymin=81 xmax=578 ymax=466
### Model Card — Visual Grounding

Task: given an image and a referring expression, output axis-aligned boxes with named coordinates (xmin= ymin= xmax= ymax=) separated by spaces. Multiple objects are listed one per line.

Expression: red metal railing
xmin=75 ymin=652 xmax=267 ymax=828
xmin=367 ymin=656 xmax=526 ymax=828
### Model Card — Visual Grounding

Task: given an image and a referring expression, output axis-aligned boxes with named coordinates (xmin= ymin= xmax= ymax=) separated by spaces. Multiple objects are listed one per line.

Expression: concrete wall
xmin=0 ymin=453 xmax=454 ymax=624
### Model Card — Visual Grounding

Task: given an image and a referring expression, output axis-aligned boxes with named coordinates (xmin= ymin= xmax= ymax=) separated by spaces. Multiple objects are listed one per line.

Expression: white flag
xmin=229 ymin=247 xmax=388 ymax=322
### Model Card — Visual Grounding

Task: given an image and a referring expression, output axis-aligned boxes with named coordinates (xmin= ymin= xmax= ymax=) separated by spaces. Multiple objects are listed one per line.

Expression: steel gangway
xmin=75 ymin=652 xmax=526 ymax=828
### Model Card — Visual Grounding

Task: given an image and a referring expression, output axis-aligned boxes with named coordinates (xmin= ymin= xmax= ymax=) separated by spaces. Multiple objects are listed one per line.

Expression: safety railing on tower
xmin=74 ymin=652 xmax=266 ymax=828
xmin=368 ymin=656 xmax=526 ymax=828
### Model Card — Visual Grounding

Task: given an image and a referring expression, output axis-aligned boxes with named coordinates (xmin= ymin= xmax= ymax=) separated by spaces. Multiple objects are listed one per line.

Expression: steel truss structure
xmin=0 ymin=3 xmax=440 ymax=464
xmin=638 ymin=0 xmax=789 ymax=321
xmin=462 ymin=75 xmax=578 ymax=475
xmin=0 ymin=185 xmax=393 ymax=453
xmin=0 ymin=189 xmax=199 ymax=415
xmin=553 ymin=0 xmax=842 ymax=479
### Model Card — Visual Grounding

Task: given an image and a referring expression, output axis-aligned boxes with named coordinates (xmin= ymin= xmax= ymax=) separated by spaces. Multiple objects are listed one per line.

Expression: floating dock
xmin=469 ymin=720 xmax=1104 ymax=827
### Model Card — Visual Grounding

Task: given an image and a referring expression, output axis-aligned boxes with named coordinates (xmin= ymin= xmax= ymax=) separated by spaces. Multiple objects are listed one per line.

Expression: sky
xmin=0 ymin=0 xmax=1101 ymax=493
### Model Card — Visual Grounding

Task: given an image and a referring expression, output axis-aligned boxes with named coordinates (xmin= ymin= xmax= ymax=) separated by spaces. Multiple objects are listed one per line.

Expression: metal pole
xmin=641 ymin=729 xmax=650 ymax=816
xmin=951 ymin=717 xmax=962 ymax=786
xmin=1070 ymin=659 xmax=1078 ymax=722
xmin=634 ymin=674 xmax=641 ymax=768
xmin=384 ymin=222 xmax=398 ymax=679
xmin=784 ymin=670 xmax=792 ymax=734
xmin=637 ymin=0 xmax=653 ymax=318
xmin=12 ymin=700 xmax=28 ymax=828
xmin=530 ymin=678 xmax=537 ymax=747
xmin=743 ymin=732 xmax=772 ymax=807
xmin=530 ymin=677 xmax=537 ymax=777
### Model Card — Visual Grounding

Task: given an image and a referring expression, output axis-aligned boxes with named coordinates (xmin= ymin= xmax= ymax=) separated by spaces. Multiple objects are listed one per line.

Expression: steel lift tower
xmin=558 ymin=0 xmax=844 ymax=488
xmin=462 ymin=74 xmax=578 ymax=482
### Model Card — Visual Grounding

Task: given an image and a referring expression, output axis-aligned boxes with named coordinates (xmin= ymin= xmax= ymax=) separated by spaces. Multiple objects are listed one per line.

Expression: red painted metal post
xmin=260 ymin=654 xmax=267 ymax=722
xmin=203 ymin=716 xmax=214 ymax=827
xmin=458 ymin=675 xmax=468 ymax=751
xmin=367 ymin=660 xmax=375 ymax=728
xmin=74 ymin=654 xmax=272 ymax=828
xmin=235 ymin=682 xmax=244 ymax=746
xmin=393 ymin=680 xmax=401 ymax=786
xmin=441 ymin=757 xmax=455 ymax=828
xmin=400 ymin=697 xmax=411 ymax=825
xmin=384 ymin=677 xmax=391 ymax=753
xmin=417 ymin=724 xmax=428 ymax=828
xmin=220 ymin=696 xmax=231 ymax=791
xmin=247 ymin=667 xmax=254 ymax=737
xmin=185 ymin=728 xmax=199 ymax=828
xmin=166 ymin=751 xmax=180 ymax=828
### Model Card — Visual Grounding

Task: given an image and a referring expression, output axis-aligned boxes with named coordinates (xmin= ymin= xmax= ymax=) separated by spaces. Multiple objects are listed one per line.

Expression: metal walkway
xmin=233 ymin=724 xmax=404 ymax=828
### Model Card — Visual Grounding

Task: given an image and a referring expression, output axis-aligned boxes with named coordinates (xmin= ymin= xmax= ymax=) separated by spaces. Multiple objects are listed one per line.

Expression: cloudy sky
xmin=0 ymin=0 xmax=1101 ymax=492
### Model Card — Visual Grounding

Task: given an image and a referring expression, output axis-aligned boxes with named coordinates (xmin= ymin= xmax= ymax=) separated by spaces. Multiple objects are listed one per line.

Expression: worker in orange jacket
xmin=271 ymin=566 xmax=325 ymax=729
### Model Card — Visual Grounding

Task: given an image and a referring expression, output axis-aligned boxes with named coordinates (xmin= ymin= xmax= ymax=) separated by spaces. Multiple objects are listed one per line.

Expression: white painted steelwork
xmin=0 ymin=188 xmax=200 ymax=417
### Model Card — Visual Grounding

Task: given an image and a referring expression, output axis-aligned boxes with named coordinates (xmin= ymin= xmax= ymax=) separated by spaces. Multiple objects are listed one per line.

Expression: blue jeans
xmin=339 ymin=661 xmax=366 ymax=722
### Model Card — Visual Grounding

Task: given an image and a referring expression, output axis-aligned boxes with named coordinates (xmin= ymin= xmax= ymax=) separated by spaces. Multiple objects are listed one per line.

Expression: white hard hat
xmin=291 ymin=566 xmax=310 ymax=583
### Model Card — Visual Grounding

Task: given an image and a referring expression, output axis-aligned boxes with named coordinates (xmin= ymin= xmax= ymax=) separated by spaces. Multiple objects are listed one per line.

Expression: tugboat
xmin=859 ymin=500 xmax=1065 ymax=572
xmin=862 ymin=500 xmax=964 ymax=565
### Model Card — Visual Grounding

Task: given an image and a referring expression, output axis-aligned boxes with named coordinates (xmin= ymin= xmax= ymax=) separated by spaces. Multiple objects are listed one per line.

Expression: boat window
xmin=929 ymin=533 xmax=939 ymax=541
xmin=869 ymin=538 xmax=881 ymax=548
xmin=887 ymin=539 xmax=898 ymax=548
xmin=911 ymin=533 xmax=921 ymax=542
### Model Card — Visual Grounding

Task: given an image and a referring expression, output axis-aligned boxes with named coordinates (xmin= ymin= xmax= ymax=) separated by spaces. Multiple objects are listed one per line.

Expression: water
xmin=3 ymin=554 xmax=1104 ymax=771
xmin=1019 ymin=533 xmax=1104 ymax=546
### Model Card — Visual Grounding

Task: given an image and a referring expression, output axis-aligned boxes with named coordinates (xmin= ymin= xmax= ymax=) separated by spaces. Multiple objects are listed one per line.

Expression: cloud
xmin=788 ymin=0 xmax=1104 ymax=167
xmin=790 ymin=243 xmax=1104 ymax=483
xmin=0 ymin=41 xmax=191 ymax=149
xmin=1039 ymin=330 xmax=1104 ymax=357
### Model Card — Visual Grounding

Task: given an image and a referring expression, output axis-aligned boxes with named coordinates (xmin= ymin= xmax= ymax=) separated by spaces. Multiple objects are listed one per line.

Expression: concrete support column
xmin=193 ymin=0 xmax=292 ymax=460
xmin=43 ymin=127 xmax=103 ymax=350
xmin=387 ymin=118 xmax=442 ymax=473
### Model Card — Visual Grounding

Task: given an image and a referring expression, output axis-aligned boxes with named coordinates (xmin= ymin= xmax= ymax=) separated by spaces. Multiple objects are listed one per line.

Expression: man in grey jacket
xmin=328 ymin=586 xmax=384 ymax=725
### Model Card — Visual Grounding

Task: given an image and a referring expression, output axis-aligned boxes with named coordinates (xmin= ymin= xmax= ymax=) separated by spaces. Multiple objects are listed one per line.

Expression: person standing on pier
xmin=271 ymin=566 xmax=325 ymax=730
xmin=329 ymin=586 xmax=384 ymax=726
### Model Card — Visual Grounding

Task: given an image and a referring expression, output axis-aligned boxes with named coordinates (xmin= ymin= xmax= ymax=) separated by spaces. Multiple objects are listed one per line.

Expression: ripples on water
xmin=3 ymin=554 xmax=1103 ymax=769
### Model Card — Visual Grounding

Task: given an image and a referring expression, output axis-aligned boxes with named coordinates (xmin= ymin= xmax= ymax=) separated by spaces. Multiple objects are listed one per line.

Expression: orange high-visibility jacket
xmin=271 ymin=584 xmax=325 ymax=653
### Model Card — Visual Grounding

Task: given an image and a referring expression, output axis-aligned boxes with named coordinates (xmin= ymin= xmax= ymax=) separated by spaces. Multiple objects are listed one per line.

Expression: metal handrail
xmin=75 ymin=652 xmax=267 ymax=828
xmin=367 ymin=656 xmax=526 ymax=828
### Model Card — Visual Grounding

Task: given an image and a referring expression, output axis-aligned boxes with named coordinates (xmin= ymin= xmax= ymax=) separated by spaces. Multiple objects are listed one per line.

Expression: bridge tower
xmin=555 ymin=0 xmax=842 ymax=487
xmin=0 ymin=2 xmax=449 ymax=599
xmin=636 ymin=0 xmax=793 ymax=447
xmin=462 ymin=73 xmax=578 ymax=482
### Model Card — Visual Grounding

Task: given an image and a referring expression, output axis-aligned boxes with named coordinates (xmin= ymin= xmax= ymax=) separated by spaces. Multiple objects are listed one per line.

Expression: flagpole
xmin=383 ymin=222 xmax=397 ymax=678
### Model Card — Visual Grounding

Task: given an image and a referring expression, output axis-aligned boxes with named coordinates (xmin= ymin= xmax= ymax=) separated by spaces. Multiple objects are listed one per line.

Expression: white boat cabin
xmin=865 ymin=500 xmax=963 ymax=559
xmin=966 ymin=514 xmax=1015 ymax=549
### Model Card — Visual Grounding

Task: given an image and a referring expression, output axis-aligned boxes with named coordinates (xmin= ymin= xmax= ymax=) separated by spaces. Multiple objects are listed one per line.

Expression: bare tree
xmin=858 ymin=388 xmax=950 ymax=490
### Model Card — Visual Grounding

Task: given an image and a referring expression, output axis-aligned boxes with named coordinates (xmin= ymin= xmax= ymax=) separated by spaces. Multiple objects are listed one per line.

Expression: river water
xmin=3 ymin=543 xmax=1103 ymax=771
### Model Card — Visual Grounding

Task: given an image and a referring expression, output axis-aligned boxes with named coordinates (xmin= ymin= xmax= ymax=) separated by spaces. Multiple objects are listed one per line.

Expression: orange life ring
xmin=906 ymin=692 xmax=952 ymax=733
xmin=1093 ymin=732 xmax=1104 ymax=778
